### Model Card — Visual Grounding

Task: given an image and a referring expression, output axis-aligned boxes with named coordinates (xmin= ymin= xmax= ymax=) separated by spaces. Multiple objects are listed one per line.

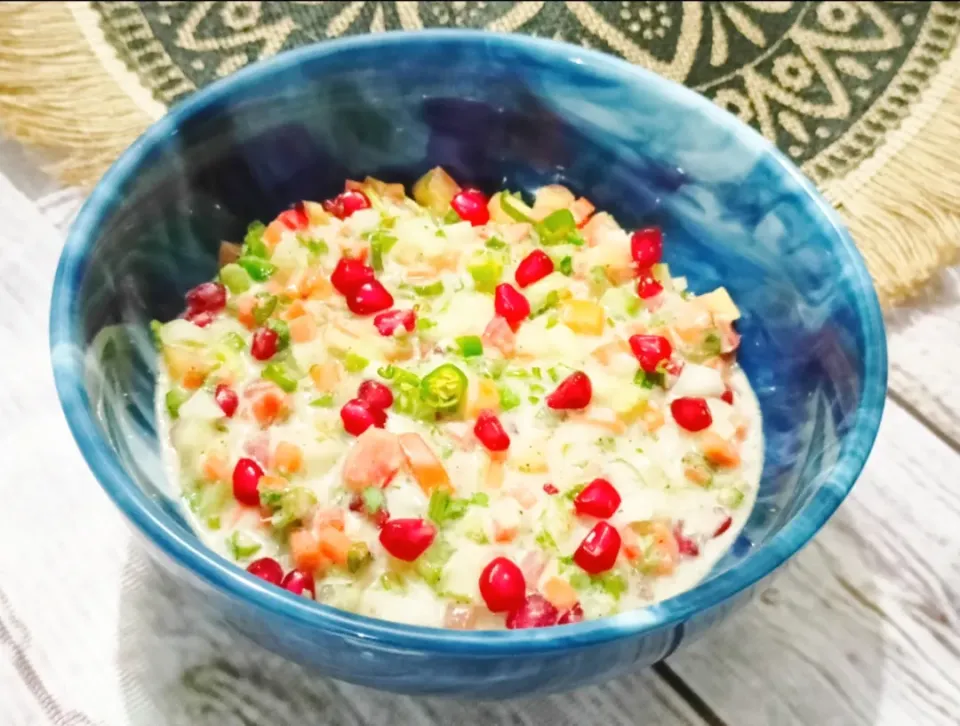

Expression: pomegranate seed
xmin=331 ymin=258 xmax=375 ymax=296
xmin=373 ymin=308 xmax=416 ymax=336
xmin=474 ymin=410 xmax=510 ymax=452
xmin=348 ymin=494 xmax=364 ymax=512
xmin=714 ymin=515 xmax=733 ymax=537
xmin=674 ymin=524 xmax=700 ymax=557
xmin=671 ymin=397 xmax=713 ymax=432
xmin=374 ymin=509 xmax=390 ymax=529
xmin=479 ymin=557 xmax=526 ymax=613
xmin=379 ymin=518 xmax=436 ymax=561
xmin=629 ymin=335 xmax=673 ymax=374
xmin=185 ymin=282 xmax=227 ymax=314
xmin=278 ymin=204 xmax=309 ymax=230
xmin=506 ymin=594 xmax=559 ymax=630
xmin=232 ymin=457 xmax=264 ymax=506
xmin=358 ymin=380 xmax=394 ymax=410
xmin=557 ymin=603 xmax=584 ymax=625
xmin=214 ymin=384 xmax=239 ymax=417
xmin=721 ymin=388 xmax=735 ymax=405
xmin=347 ymin=280 xmax=394 ymax=316
xmin=515 ymin=250 xmax=554 ymax=288
xmin=494 ymin=283 xmax=530 ymax=331
xmin=186 ymin=310 xmax=215 ymax=328
xmin=450 ymin=188 xmax=490 ymax=226
xmin=573 ymin=521 xmax=621 ymax=574
xmin=323 ymin=190 xmax=371 ymax=219
xmin=630 ymin=227 xmax=663 ymax=268
xmin=545 ymin=371 xmax=592 ymax=410
xmin=246 ymin=557 xmax=283 ymax=585
xmin=636 ymin=273 xmax=663 ymax=299
xmin=340 ymin=398 xmax=381 ymax=436
xmin=250 ymin=327 xmax=279 ymax=361
xmin=543 ymin=483 xmax=559 ymax=495
xmin=573 ymin=478 xmax=621 ymax=519
xmin=281 ymin=568 xmax=316 ymax=597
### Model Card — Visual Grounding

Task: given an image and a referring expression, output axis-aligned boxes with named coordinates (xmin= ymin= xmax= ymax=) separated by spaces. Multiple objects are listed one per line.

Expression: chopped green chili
xmin=420 ymin=363 xmax=467 ymax=413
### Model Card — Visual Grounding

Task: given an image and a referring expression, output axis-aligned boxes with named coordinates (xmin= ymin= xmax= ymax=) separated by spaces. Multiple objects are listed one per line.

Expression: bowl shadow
xmin=115 ymin=501 xmax=886 ymax=724
xmin=114 ymin=548 xmax=683 ymax=724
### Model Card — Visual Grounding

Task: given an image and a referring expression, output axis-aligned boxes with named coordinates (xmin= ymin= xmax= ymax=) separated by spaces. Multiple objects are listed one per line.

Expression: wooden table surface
xmin=2 ymin=137 xmax=957 ymax=725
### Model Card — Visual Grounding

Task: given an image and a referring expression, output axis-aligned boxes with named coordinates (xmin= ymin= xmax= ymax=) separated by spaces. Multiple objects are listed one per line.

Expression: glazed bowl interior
xmin=51 ymin=31 xmax=885 ymax=694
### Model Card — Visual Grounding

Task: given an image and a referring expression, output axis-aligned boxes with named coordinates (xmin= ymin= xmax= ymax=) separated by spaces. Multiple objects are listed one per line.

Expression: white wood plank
xmin=666 ymin=400 xmax=960 ymax=726
xmin=887 ymin=266 xmax=960 ymax=443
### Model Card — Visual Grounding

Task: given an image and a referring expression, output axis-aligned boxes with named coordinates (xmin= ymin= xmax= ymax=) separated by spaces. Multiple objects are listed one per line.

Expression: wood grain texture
xmin=887 ymin=267 xmax=960 ymax=445
xmin=666 ymin=400 xmax=960 ymax=726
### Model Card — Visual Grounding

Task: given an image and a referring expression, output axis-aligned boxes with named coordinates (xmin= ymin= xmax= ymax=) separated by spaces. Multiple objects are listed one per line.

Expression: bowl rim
xmin=50 ymin=29 xmax=887 ymax=654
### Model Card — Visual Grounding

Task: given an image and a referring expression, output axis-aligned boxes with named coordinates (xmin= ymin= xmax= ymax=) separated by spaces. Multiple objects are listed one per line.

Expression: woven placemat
xmin=2 ymin=1 xmax=959 ymax=305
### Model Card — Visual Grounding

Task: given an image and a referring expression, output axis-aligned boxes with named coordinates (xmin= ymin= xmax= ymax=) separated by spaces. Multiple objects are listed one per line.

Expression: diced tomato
xmin=341 ymin=428 xmax=404 ymax=491
xmin=289 ymin=528 xmax=325 ymax=572
xmin=482 ymin=316 xmax=516 ymax=358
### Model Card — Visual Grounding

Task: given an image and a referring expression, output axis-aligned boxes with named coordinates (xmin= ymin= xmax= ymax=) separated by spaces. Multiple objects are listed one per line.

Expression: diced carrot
xmin=591 ymin=338 xmax=630 ymax=365
xmin=299 ymin=267 xmax=333 ymax=300
xmin=621 ymin=527 xmax=642 ymax=562
xmin=309 ymin=361 xmax=341 ymax=393
xmin=246 ymin=381 xmax=289 ymax=427
xmin=632 ymin=521 xmax=679 ymax=575
xmin=312 ymin=507 xmax=345 ymax=532
xmin=493 ymin=522 xmax=518 ymax=543
xmin=482 ymin=316 xmax=516 ymax=358
xmin=317 ymin=527 xmax=351 ymax=566
xmin=484 ymin=453 xmax=505 ymax=489
xmin=288 ymin=315 xmax=318 ymax=343
xmin=283 ymin=300 xmax=307 ymax=320
xmin=543 ymin=577 xmax=579 ymax=610
xmin=181 ymin=366 xmax=207 ymax=390
xmin=700 ymin=431 xmax=741 ymax=468
xmin=684 ymin=465 xmax=712 ymax=486
xmin=571 ymin=408 xmax=627 ymax=434
xmin=163 ymin=346 xmax=212 ymax=387
xmin=642 ymin=406 xmax=665 ymax=433
xmin=258 ymin=474 xmax=288 ymax=492
xmin=236 ymin=295 xmax=257 ymax=330
xmin=465 ymin=377 xmax=500 ymax=418
xmin=399 ymin=433 xmax=453 ymax=494
xmin=342 ymin=428 xmax=404 ymax=491
xmin=202 ymin=453 xmax=230 ymax=483
xmin=508 ymin=487 xmax=537 ymax=509
xmin=263 ymin=219 xmax=285 ymax=249
xmin=289 ymin=528 xmax=326 ymax=572
xmin=561 ymin=299 xmax=605 ymax=336
xmin=273 ymin=441 xmax=304 ymax=475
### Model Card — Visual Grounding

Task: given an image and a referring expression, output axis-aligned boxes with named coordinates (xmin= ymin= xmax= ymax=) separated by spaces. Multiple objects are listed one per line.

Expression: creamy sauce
xmin=155 ymin=175 xmax=762 ymax=629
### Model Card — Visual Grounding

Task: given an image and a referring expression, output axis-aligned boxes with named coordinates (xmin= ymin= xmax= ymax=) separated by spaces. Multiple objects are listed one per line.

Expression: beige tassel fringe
xmin=0 ymin=2 xmax=154 ymax=187
xmin=2 ymin=2 xmax=960 ymax=307
xmin=824 ymin=43 xmax=960 ymax=308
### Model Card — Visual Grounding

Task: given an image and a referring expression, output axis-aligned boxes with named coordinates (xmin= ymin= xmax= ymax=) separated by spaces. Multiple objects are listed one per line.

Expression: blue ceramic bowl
xmin=51 ymin=31 xmax=886 ymax=698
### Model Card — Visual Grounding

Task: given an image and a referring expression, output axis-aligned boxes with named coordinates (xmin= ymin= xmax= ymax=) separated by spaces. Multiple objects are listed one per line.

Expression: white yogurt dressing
xmin=155 ymin=175 xmax=762 ymax=629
